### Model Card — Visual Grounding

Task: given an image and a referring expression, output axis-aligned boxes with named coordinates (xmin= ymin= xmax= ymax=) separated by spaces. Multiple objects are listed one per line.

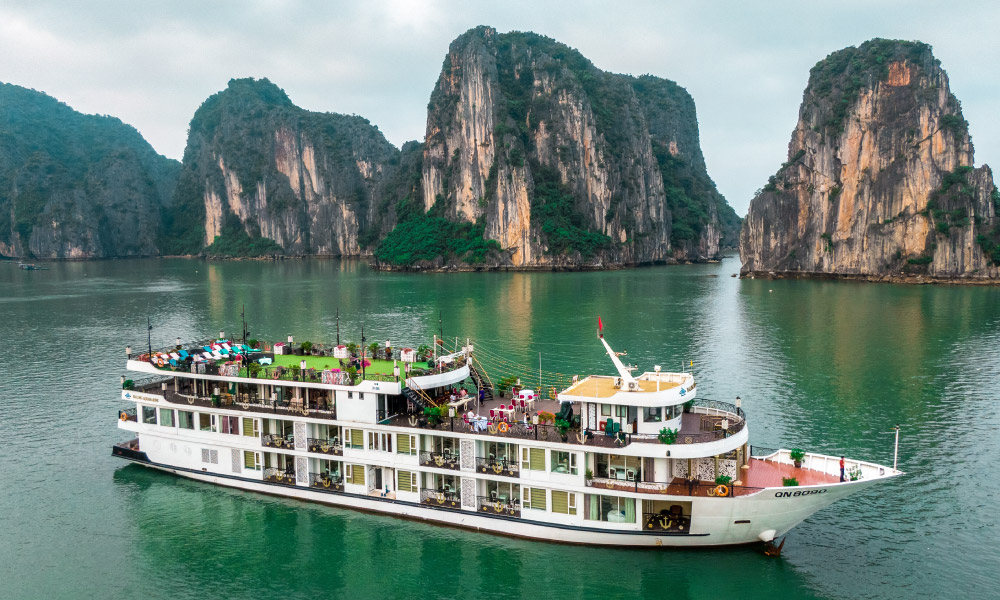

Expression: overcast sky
xmin=2 ymin=1 xmax=998 ymax=216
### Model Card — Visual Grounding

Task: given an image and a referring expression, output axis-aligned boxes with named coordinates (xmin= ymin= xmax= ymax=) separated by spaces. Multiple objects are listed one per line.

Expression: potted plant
xmin=585 ymin=468 xmax=593 ymax=482
xmin=301 ymin=341 xmax=313 ymax=355
xmin=790 ymin=448 xmax=805 ymax=468
xmin=345 ymin=365 xmax=358 ymax=383
xmin=682 ymin=399 xmax=695 ymax=413
xmin=555 ymin=418 xmax=571 ymax=442
xmin=248 ymin=363 xmax=262 ymax=379
xmin=122 ymin=379 xmax=134 ymax=390
xmin=368 ymin=342 xmax=380 ymax=360
xmin=346 ymin=342 xmax=359 ymax=357
xmin=497 ymin=376 xmax=517 ymax=398
xmin=248 ymin=339 xmax=259 ymax=350
xmin=715 ymin=475 xmax=732 ymax=486
xmin=782 ymin=477 xmax=799 ymax=487
xmin=658 ymin=427 xmax=677 ymax=445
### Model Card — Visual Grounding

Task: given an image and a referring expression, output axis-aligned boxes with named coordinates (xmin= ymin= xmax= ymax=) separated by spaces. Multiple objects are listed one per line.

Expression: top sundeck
xmin=561 ymin=373 xmax=686 ymax=398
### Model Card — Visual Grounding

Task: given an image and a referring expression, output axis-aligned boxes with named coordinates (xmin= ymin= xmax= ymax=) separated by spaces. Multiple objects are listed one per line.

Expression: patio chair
xmin=605 ymin=418 xmax=615 ymax=436
xmin=221 ymin=343 xmax=232 ymax=352
xmin=178 ymin=350 xmax=189 ymax=360
xmin=169 ymin=359 xmax=178 ymax=367
xmin=519 ymin=399 xmax=526 ymax=412
xmin=489 ymin=409 xmax=496 ymax=422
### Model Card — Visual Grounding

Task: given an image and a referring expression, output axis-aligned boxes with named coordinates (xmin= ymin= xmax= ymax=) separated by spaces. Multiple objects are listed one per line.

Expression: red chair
xmin=489 ymin=409 xmax=496 ymax=422
xmin=519 ymin=399 xmax=526 ymax=412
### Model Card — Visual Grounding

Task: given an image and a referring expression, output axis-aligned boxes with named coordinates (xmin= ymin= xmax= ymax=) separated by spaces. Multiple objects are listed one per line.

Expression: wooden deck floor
xmin=744 ymin=458 xmax=841 ymax=487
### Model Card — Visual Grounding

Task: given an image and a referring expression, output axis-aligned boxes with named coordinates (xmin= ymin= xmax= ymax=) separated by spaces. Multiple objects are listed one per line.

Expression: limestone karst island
xmin=0 ymin=28 xmax=996 ymax=283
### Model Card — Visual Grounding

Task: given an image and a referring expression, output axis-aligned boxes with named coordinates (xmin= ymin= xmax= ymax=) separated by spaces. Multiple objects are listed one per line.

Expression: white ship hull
xmin=115 ymin=431 xmax=892 ymax=547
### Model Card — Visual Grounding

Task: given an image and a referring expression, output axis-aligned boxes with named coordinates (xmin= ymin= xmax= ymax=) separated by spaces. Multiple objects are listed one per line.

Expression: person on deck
xmin=840 ymin=456 xmax=846 ymax=482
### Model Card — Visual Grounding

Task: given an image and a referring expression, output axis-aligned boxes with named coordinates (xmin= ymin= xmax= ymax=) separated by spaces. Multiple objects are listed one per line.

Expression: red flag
xmin=597 ymin=316 xmax=603 ymax=337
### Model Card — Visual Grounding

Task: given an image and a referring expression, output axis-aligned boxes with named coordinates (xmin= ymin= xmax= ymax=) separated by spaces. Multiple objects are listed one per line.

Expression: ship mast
xmin=597 ymin=317 xmax=638 ymax=391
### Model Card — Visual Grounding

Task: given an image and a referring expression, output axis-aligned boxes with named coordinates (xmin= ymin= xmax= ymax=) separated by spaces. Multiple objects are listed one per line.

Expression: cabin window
xmin=600 ymin=404 xmax=611 ymax=416
xmin=397 ymin=470 xmax=417 ymax=492
xmin=397 ymin=434 xmax=417 ymax=455
xmin=368 ymin=432 xmax=392 ymax=452
xmin=667 ymin=404 xmax=683 ymax=419
xmin=243 ymin=451 xmax=261 ymax=470
xmin=158 ymin=408 xmax=174 ymax=427
xmin=346 ymin=463 xmax=365 ymax=485
xmin=220 ymin=415 xmax=240 ymax=435
xmin=141 ymin=406 xmax=157 ymax=425
xmin=644 ymin=407 xmax=662 ymax=422
xmin=551 ymin=451 xmax=578 ymax=475
xmin=521 ymin=447 xmax=545 ymax=471
xmin=523 ymin=487 xmax=547 ymax=511
xmin=178 ymin=410 xmax=194 ymax=429
xmin=584 ymin=494 xmax=635 ymax=523
xmin=241 ymin=418 xmax=259 ymax=437
xmin=199 ymin=413 xmax=216 ymax=432
xmin=346 ymin=428 xmax=364 ymax=449
xmin=551 ymin=491 xmax=577 ymax=515
xmin=614 ymin=405 xmax=627 ymax=418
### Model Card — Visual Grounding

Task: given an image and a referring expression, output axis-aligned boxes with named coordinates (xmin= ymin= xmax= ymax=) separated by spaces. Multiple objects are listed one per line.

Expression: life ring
xmin=714 ymin=484 xmax=729 ymax=497
xmin=119 ymin=411 xmax=128 ymax=422
xmin=498 ymin=422 xmax=509 ymax=434
xmin=155 ymin=358 xmax=165 ymax=367
xmin=494 ymin=501 xmax=502 ymax=513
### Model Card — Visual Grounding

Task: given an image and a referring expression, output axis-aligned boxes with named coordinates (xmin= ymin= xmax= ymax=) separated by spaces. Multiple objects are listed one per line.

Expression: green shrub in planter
xmin=658 ymin=427 xmax=677 ymax=444
xmin=782 ymin=477 xmax=799 ymax=486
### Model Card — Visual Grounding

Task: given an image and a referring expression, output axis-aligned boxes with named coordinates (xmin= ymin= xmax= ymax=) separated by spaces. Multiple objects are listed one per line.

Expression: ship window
xmin=397 ymin=470 xmax=417 ymax=492
xmin=142 ymin=406 xmax=157 ymax=425
xmin=346 ymin=463 xmax=365 ymax=485
xmin=551 ymin=491 xmax=577 ymax=515
xmin=221 ymin=415 xmax=240 ymax=435
xmin=614 ymin=405 xmax=627 ymax=418
xmin=668 ymin=404 xmax=683 ymax=419
xmin=241 ymin=418 xmax=259 ymax=437
xmin=346 ymin=428 xmax=364 ymax=449
xmin=158 ymin=408 xmax=174 ymax=427
xmin=523 ymin=487 xmax=547 ymax=511
xmin=199 ymin=413 xmax=216 ymax=432
xmin=584 ymin=494 xmax=635 ymax=522
xmin=368 ymin=432 xmax=392 ymax=452
xmin=551 ymin=451 xmax=578 ymax=475
xmin=243 ymin=451 xmax=261 ymax=470
xmin=600 ymin=404 xmax=611 ymax=416
xmin=397 ymin=434 xmax=417 ymax=455
xmin=178 ymin=411 xmax=194 ymax=429
xmin=521 ymin=447 xmax=545 ymax=471
xmin=644 ymin=407 xmax=662 ymax=423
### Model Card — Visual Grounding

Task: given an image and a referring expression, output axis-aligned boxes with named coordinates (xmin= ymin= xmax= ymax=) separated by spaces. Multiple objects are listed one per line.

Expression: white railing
xmin=756 ymin=448 xmax=899 ymax=481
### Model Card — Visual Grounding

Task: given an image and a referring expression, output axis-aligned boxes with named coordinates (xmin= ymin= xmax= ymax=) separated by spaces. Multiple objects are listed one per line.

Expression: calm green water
xmin=1 ymin=257 xmax=997 ymax=599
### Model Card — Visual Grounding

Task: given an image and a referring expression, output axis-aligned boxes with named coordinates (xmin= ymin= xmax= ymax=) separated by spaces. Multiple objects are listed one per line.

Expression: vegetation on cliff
xmin=0 ymin=83 xmax=178 ymax=258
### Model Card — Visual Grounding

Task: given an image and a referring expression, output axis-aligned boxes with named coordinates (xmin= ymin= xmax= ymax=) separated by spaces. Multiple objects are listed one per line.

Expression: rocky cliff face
xmin=162 ymin=78 xmax=403 ymax=256
xmin=740 ymin=40 xmax=1000 ymax=281
xmin=411 ymin=26 xmax=738 ymax=268
xmin=0 ymin=83 xmax=178 ymax=259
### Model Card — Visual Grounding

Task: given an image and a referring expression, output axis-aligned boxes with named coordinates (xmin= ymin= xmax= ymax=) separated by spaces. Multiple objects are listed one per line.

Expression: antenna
xmin=361 ymin=323 xmax=366 ymax=380
xmin=439 ymin=311 xmax=444 ymax=344
xmin=147 ymin=316 xmax=153 ymax=358
xmin=336 ymin=308 xmax=340 ymax=345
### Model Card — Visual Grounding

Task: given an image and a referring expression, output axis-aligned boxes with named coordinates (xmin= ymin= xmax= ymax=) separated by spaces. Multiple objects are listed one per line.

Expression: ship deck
xmin=562 ymin=376 xmax=678 ymax=398
xmin=743 ymin=457 xmax=841 ymax=487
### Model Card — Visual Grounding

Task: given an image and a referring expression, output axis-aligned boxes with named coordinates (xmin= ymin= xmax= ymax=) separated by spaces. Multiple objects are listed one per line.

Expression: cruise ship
xmin=112 ymin=324 xmax=902 ymax=547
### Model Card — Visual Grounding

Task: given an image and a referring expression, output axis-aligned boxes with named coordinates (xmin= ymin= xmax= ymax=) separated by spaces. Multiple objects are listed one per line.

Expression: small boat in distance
xmin=112 ymin=320 xmax=903 ymax=548
xmin=17 ymin=262 xmax=47 ymax=270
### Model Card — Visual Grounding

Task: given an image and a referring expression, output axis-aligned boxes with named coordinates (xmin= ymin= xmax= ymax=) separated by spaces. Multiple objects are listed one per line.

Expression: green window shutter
xmin=529 ymin=448 xmax=545 ymax=471
xmin=551 ymin=490 xmax=568 ymax=514
xmin=244 ymin=451 xmax=257 ymax=470
xmin=397 ymin=434 xmax=410 ymax=454
xmin=242 ymin=418 xmax=256 ymax=437
xmin=351 ymin=464 xmax=365 ymax=485
xmin=350 ymin=429 xmax=363 ymax=448
xmin=530 ymin=487 xmax=547 ymax=511
xmin=397 ymin=470 xmax=414 ymax=492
